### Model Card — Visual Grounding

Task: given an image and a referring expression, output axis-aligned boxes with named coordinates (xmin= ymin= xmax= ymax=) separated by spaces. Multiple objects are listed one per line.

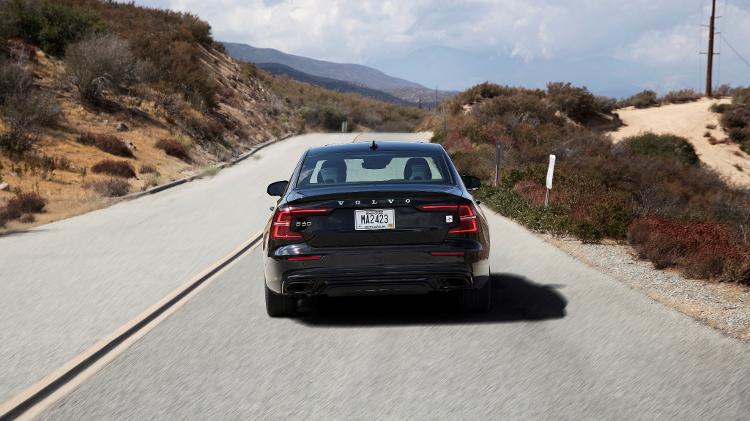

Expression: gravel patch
xmin=544 ymin=235 xmax=750 ymax=341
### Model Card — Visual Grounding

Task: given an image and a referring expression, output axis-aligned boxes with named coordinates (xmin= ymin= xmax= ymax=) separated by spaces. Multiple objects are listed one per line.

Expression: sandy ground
xmin=610 ymin=98 xmax=750 ymax=187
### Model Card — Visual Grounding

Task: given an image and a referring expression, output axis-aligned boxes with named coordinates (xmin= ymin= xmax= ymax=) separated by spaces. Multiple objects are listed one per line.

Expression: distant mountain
xmin=222 ymin=42 xmax=454 ymax=104
xmin=256 ymin=62 xmax=410 ymax=105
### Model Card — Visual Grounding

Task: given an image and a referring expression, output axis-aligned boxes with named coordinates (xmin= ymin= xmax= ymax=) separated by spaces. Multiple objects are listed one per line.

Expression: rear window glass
xmin=296 ymin=150 xmax=452 ymax=187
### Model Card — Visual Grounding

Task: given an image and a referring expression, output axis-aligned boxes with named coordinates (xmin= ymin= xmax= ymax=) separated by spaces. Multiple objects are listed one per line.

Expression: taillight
xmin=418 ymin=204 xmax=478 ymax=234
xmin=451 ymin=204 xmax=478 ymax=233
xmin=271 ymin=207 xmax=332 ymax=240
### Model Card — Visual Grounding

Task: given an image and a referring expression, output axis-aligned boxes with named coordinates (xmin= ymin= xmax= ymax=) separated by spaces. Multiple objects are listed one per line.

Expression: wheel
xmin=265 ymin=284 xmax=298 ymax=317
xmin=457 ymin=277 xmax=492 ymax=312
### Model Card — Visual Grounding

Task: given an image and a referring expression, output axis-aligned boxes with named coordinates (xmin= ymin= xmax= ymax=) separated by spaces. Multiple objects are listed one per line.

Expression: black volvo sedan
xmin=263 ymin=141 xmax=490 ymax=317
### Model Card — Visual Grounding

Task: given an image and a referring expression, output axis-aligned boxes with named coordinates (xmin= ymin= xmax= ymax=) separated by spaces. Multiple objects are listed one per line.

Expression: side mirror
xmin=267 ymin=180 xmax=288 ymax=196
xmin=461 ymin=175 xmax=481 ymax=191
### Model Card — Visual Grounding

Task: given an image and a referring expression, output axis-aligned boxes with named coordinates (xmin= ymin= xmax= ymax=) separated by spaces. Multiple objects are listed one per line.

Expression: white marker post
xmin=545 ymin=154 xmax=556 ymax=208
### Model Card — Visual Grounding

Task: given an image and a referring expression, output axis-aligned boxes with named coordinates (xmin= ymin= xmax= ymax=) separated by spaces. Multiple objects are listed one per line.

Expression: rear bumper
xmin=263 ymin=240 xmax=490 ymax=295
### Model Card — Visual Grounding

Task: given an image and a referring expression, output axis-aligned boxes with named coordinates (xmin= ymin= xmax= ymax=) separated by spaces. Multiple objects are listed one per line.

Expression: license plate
xmin=355 ymin=209 xmax=395 ymax=230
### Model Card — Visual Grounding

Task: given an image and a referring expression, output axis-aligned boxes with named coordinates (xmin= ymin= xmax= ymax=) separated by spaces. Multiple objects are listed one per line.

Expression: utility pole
xmin=705 ymin=0 xmax=717 ymax=97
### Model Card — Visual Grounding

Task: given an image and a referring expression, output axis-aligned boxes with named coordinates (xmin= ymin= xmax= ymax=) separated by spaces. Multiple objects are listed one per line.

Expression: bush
xmin=1 ymin=0 xmax=104 ymax=56
xmin=155 ymin=138 xmax=190 ymax=162
xmin=87 ymin=178 xmax=130 ymax=197
xmin=2 ymin=192 xmax=46 ymax=220
xmin=629 ymin=216 xmax=750 ymax=284
xmin=0 ymin=60 xmax=60 ymax=153
xmin=65 ymin=33 xmax=138 ymax=103
xmin=623 ymin=132 xmax=699 ymax=166
xmin=90 ymin=159 xmax=136 ymax=178
xmin=728 ymin=127 xmax=750 ymax=144
xmin=77 ymin=132 xmax=133 ymax=157
xmin=661 ymin=89 xmax=701 ymax=104
xmin=546 ymin=82 xmax=597 ymax=123
xmin=621 ymin=90 xmax=658 ymax=108
xmin=709 ymin=103 xmax=731 ymax=114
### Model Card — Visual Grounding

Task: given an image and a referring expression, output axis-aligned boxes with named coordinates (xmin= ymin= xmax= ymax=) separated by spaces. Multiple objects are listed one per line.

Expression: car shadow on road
xmin=295 ymin=273 xmax=567 ymax=327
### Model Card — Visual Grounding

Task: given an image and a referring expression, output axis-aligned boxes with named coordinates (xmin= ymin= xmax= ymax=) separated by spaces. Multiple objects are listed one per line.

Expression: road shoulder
xmin=544 ymin=235 xmax=750 ymax=341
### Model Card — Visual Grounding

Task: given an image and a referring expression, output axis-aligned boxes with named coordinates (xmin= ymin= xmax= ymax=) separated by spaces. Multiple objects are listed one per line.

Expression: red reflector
xmin=288 ymin=255 xmax=322 ymax=261
xmin=272 ymin=207 xmax=332 ymax=240
xmin=430 ymin=252 xmax=465 ymax=257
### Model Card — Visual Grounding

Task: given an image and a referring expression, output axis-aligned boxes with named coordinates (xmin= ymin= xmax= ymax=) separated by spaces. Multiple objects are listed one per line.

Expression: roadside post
xmin=545 ymin=154 xmax=556 ymax=208
xmin=494 ymin=141 xmax=501 ymax=187
xmin=341 ymin=121 xmax=348 ymax=133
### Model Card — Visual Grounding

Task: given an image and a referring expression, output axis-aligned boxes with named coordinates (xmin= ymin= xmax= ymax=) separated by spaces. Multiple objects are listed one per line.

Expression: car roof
xmin=306 ymin=141 xmax=444 ymax=156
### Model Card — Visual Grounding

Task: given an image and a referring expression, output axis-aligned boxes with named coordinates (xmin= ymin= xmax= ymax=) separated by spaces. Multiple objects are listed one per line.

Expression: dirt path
xmin=610 ymin=98 xmax=750 ymax=187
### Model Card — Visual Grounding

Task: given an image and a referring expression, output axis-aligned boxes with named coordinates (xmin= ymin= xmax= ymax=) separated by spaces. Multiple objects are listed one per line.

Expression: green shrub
xmin=621 ymin=90 xmax=658 ymax=108
xmin=709 ymin=103 xmax=731 ymax=114
xmin=623 ymin=132 xmax=699 ymax=166
xmin=1 ymin=0 xmax=104 ymax=56
xmin=546 ymin=82 xmax=597 ymax=123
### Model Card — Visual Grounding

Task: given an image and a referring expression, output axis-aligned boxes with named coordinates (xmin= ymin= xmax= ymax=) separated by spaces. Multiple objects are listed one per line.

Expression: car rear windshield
xmin=296 ymin=150 xmax=453 ymax=188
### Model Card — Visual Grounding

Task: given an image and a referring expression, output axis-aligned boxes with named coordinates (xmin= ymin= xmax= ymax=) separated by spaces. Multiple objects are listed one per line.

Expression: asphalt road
xmin=0 ymin=132 xmax=430 ymax=403
xmin=38 ymin=180 xmax=750 ymax=417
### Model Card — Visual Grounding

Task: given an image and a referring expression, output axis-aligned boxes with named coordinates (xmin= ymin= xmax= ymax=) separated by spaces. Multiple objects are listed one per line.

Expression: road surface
xmin=2 ymin=132 xmax=748 ymax=419
xmin=0 ymin=132 xmax=429 ymax=404
xmin=40 ymin=208 xmax=750 ymax=420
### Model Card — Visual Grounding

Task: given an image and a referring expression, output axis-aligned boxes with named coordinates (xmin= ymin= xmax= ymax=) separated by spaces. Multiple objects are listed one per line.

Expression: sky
xmin=131 ymin=0 xmax=750 ymax=97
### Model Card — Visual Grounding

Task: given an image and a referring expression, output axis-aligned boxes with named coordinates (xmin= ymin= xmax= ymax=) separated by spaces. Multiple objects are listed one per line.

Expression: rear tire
xmin=265 ymin=284 xmax=297 ymax=317
xmin=457 ymin=277 xmax=492 ymax=312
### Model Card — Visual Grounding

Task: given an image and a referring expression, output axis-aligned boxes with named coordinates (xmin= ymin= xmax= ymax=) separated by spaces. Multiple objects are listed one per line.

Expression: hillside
xmin=256 ymin=62 xmax=410 ymax=106
xmin=425 ymin=82 xmax=749 ymax=286
xmin=611 ymin=98 xmax=750 ymax=187
xmin=223 ymin=42 xmax=454 ymax=105
xmin=0 ymin=0 xmax=422 ymax=232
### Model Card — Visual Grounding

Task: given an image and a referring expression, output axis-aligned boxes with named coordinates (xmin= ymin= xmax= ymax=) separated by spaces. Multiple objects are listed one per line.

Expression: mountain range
xmin=222 ymin=42 xmax=454 ymax=106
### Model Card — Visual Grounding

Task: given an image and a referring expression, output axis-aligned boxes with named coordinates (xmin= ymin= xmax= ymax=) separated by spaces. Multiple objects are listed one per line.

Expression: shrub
xmin=90 ymin=159 xmax=136 ymax=178
xmin=622 ymin=90 xmax=658 ymax=108
xmin=623 ymin=132 xmax=699 ymax=166
xmin=64 ymin=33 xmax=138 ymax=103
xmin=77 ymin=132 xmax=133 ymax=157
xmin=629 ymin=216 xmax=750 ymax=284
xmin=0 ymin=60 xmax=60 ymax=153
xmin=709 ymin=103 xmax=731 ymax=114
xmin=728 ymin=127 xmax=750 ymax=144
xmin=155 ymin=138 xmax=190 ymax=162
xmin=661 ymin=89 xmax=701 ymax=104
xmin=87 ymin=178 xmax=130 ymax=197
xmin=1 ymin=0 xmax=104 ymax=56
xmin=3 ymin=192 xmax=46 ymax=220
xmin=546 ymin=82 xmax=597 ymax=123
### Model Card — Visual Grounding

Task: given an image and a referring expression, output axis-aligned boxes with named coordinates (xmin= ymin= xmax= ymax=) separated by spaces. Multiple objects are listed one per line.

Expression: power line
xmin=720 ymin=33 xmax=750 ymax=69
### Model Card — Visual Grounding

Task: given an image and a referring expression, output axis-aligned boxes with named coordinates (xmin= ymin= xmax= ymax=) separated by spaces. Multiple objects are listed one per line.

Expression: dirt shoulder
xmin=610 ymin=98 xmax=750 ymax=187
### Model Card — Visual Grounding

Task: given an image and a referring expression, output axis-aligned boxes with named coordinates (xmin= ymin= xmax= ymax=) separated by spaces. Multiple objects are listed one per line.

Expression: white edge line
xmin=0 ymin=231 xmax=264 ymax=420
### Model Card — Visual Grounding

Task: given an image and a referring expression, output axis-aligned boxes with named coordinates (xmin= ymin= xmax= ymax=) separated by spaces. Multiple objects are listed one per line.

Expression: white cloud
xmin=125 ymin=0 xmax=750 ymax=92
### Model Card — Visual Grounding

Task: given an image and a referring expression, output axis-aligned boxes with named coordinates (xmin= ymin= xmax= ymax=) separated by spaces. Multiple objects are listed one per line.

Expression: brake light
xmin=418 ymin=204 xmax=478 ymax=234
xmin=451 ymin=204 xmax=478 ymax=233
xmin=272 ymin=207 xmax=332 ymax=240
